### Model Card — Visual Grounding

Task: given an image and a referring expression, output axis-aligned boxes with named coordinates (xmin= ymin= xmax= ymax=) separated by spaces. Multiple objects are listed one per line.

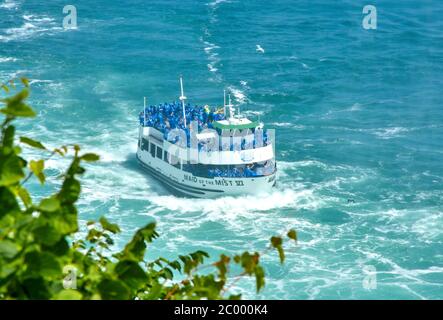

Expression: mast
xmin=143 ymin=97 xmax=147 ymax=126
xmin=179 ymin=76 xmax=187 ymax=128
xmin=223 ymin=89 xmax=226 ymax=117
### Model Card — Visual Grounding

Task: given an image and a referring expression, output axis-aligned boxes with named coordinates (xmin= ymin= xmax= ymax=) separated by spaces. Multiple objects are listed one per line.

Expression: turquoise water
xmin=1 ymin=0 xmax=442 ymax=299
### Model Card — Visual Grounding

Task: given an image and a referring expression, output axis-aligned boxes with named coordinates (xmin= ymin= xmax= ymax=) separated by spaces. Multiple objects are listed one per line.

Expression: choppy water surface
xmin=1 ymin=0 xmax=442 ymax=299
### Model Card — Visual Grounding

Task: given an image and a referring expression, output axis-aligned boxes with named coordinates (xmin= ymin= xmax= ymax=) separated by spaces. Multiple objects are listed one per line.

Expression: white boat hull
xmin=136 ymin=147 xmax=276 ymax=198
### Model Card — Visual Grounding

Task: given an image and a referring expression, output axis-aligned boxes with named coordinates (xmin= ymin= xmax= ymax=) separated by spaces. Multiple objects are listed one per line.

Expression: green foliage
xmin=19 ymin=137 xmax=46 ymax=150
xmin=0 ymin=81 xmax=297 ymax=300
xmin=287 ymin=229 xmax=298 ymax=241
xmin=270 ymin=236 xmax=285 ymax=264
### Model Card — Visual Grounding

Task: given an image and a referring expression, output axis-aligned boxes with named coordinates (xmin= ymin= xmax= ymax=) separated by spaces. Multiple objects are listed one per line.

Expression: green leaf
xmin=169 ymin=260 xmax=182 ymax=272
xmin=2 ymin=125 xmax=15 ymax=148
xmin=20 ymin=78 xmax=30 ymax=87
xmin=0 ymin=240 xmax=21 ymax=260
xmin=270 ymin=236 xmax=282 ymax=247
xmin=30 ymin=159 xmax=45 ymax=184
xmin=0 ymin=89 xmax=35 ymax=117
xmin=1 ymin=84 xmax=9 ymax=93
xmin=142 ymin=281 xmax=163 ymax=300
xmin=115 ymin=260 xmax=148 ymax=290
xmin=54 ymin=290 xmax=82 ymax=300
xmin=38 ymin=197 xmax=60 ymax=212
xmin=24 ymin=251 xmax=62 ymax=277
xmin=0 ymin=186 xmax=20 ymax=218
xmin=52 ymin=203 xmax=78 ymax=235
xmin=33 ymin=223 xmax=62 ymax=246
xmin=0 ymin=154 xmax=26 ymax=186
xmin=215 ymin=254 xmax=230 ymax=281
xmin=20 ymin=136 xmax=46 ymax=150
xmin=270 ymin=236 xmax=285 ymax=264
xmin=162 ymin=268 xmax=173 ymax=280
xmin=254 ymin=265 xmax=265 ymax=293
xmin=98 ymin=279 xmax=131 ymax=300
xmin=80 ymin=153 xmax=100 ymax=162
xmin=190 ymin=250 xmax=209 ymax=264
xmin=17 ymin=186 xmax=32 ymax=207
xmin=0 ymin=102 xmax=36 ymax=117
xmin=58 ymin=177 xmax=81 ymax=203
xmin=237 ymin=252 xmax=260 ymax=275
xmin=119 ymin=222 xmax=158 ymax=262
xmin=21 ymin=277 xmax=50 ymax=299
xmin=99 ymin=216 xmax=120 ymax=234
xmin=42 ymin=238 xmax=70 ymax=256
xmin=287 ymin=229 xmax=297 ymax=241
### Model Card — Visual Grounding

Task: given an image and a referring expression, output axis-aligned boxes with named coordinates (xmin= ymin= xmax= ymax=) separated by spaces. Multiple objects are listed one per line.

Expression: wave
xmin=271 ymin=122 xmax=292 ymax=127
xmin=0 ymin=69 xmax=28 ymax=83
xmin=373 ymin=127 xmax=411 ymax=139
xmin=207 ymin=0 xmax=231 ymax=8
xmin=202 ymin=39 xmax=221 ymax=77
xmin=0 ymin=57 xmax=17 ymax=63
xmin=0 ymin=0 xmax=19 ymax=10
xmin=227 ymin=86 xmax=248 ymax=104
xmin=0 ymin=14 xmax=62 ymax=42
xmin=23 ymin=14 xmax=54 ymax=23
xmin=148 ymin=188 xmax=319 ymax=214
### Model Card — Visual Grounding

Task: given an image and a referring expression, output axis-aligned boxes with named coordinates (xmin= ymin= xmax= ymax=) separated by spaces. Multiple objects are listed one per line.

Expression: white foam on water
xmin=202 ymin=40 xmax=221 ymax=76
xmin=0 ymin=14 xmax=62 ymax=42
xmin=0 ymin=69 xmax=28 ymax=83
xmin=0 ymin=57 xmax=17 ymax=63
xmin=411 ymin=211 xmax=443 ymax=241
xmin=227 ymin=86 xmax=248 ymax=104
xmin=373 ymin=127 xmax=411 ymax=139
xmin=348 ymin=103 xmax=362 ymax=111
xmin=28 ymin=79 xmax=53 ymax=85
xmin=242 ymin=110 xmax=263 ymax=116
xmin=148 ymin=188 xmax=320 ymax=215
xmin=271 ymin=122 xmax=291 ymax=127
xmin=79 ymin=164 xmax=153 ymax=205
xmin=0 ymin=0 xmax=19 ymax=9
xmin=23 ymin=14 xmax=54 ymax=23
xmin=207 ymin=63 xmax=218 ymax=72
xmin=207 ymin=0 xmax=231 ymax=7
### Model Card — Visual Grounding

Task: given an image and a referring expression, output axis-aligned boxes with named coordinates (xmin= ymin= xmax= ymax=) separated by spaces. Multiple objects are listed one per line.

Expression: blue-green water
xmin=1 ymin=0 xmax=442 ymax=299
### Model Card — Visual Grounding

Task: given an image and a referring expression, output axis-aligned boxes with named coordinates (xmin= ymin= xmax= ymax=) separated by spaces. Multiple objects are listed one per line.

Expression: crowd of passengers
xmin=139 ymin=102 xmax=269 ymax=151
xmin=139 ymin=102 xmax=270 ymax=150
xmin=206 ymin=162 xmax=275 ymax=178
xmin=139 ymin=102 xmax=225 ymax=136
xmin=182 ymin=161 xmax=275 ymax=178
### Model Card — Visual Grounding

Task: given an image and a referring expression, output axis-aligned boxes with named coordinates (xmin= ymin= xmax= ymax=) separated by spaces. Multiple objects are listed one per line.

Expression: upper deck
xmin=138 ymin=92 xmax=275 ymax=164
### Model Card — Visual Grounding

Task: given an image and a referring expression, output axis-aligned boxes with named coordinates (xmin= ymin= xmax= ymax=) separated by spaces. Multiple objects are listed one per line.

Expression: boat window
xmin=169 ymin=154 xmax=180 ymax=169
xmin=150 ymin=143 xmax=156 ymax=158
xmin=156 ymin=146 xmax=162 ymax=159
xmin=141 ymin=138 xmax=149 ymax=152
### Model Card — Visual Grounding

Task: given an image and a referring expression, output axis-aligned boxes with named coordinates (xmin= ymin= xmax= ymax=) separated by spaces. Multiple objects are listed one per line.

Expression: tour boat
xmin=136 ymin=78 xmax=276 ymax=198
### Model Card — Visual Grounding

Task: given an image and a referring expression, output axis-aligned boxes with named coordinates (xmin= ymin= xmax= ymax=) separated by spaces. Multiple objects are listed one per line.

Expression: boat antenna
xmin=179 ymin=76 xmax=187 ymax=128
xmin=223 ymin=89 xmax=226 ymax=117
xmin=143 ymin=96 xmax=147 ymax=126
